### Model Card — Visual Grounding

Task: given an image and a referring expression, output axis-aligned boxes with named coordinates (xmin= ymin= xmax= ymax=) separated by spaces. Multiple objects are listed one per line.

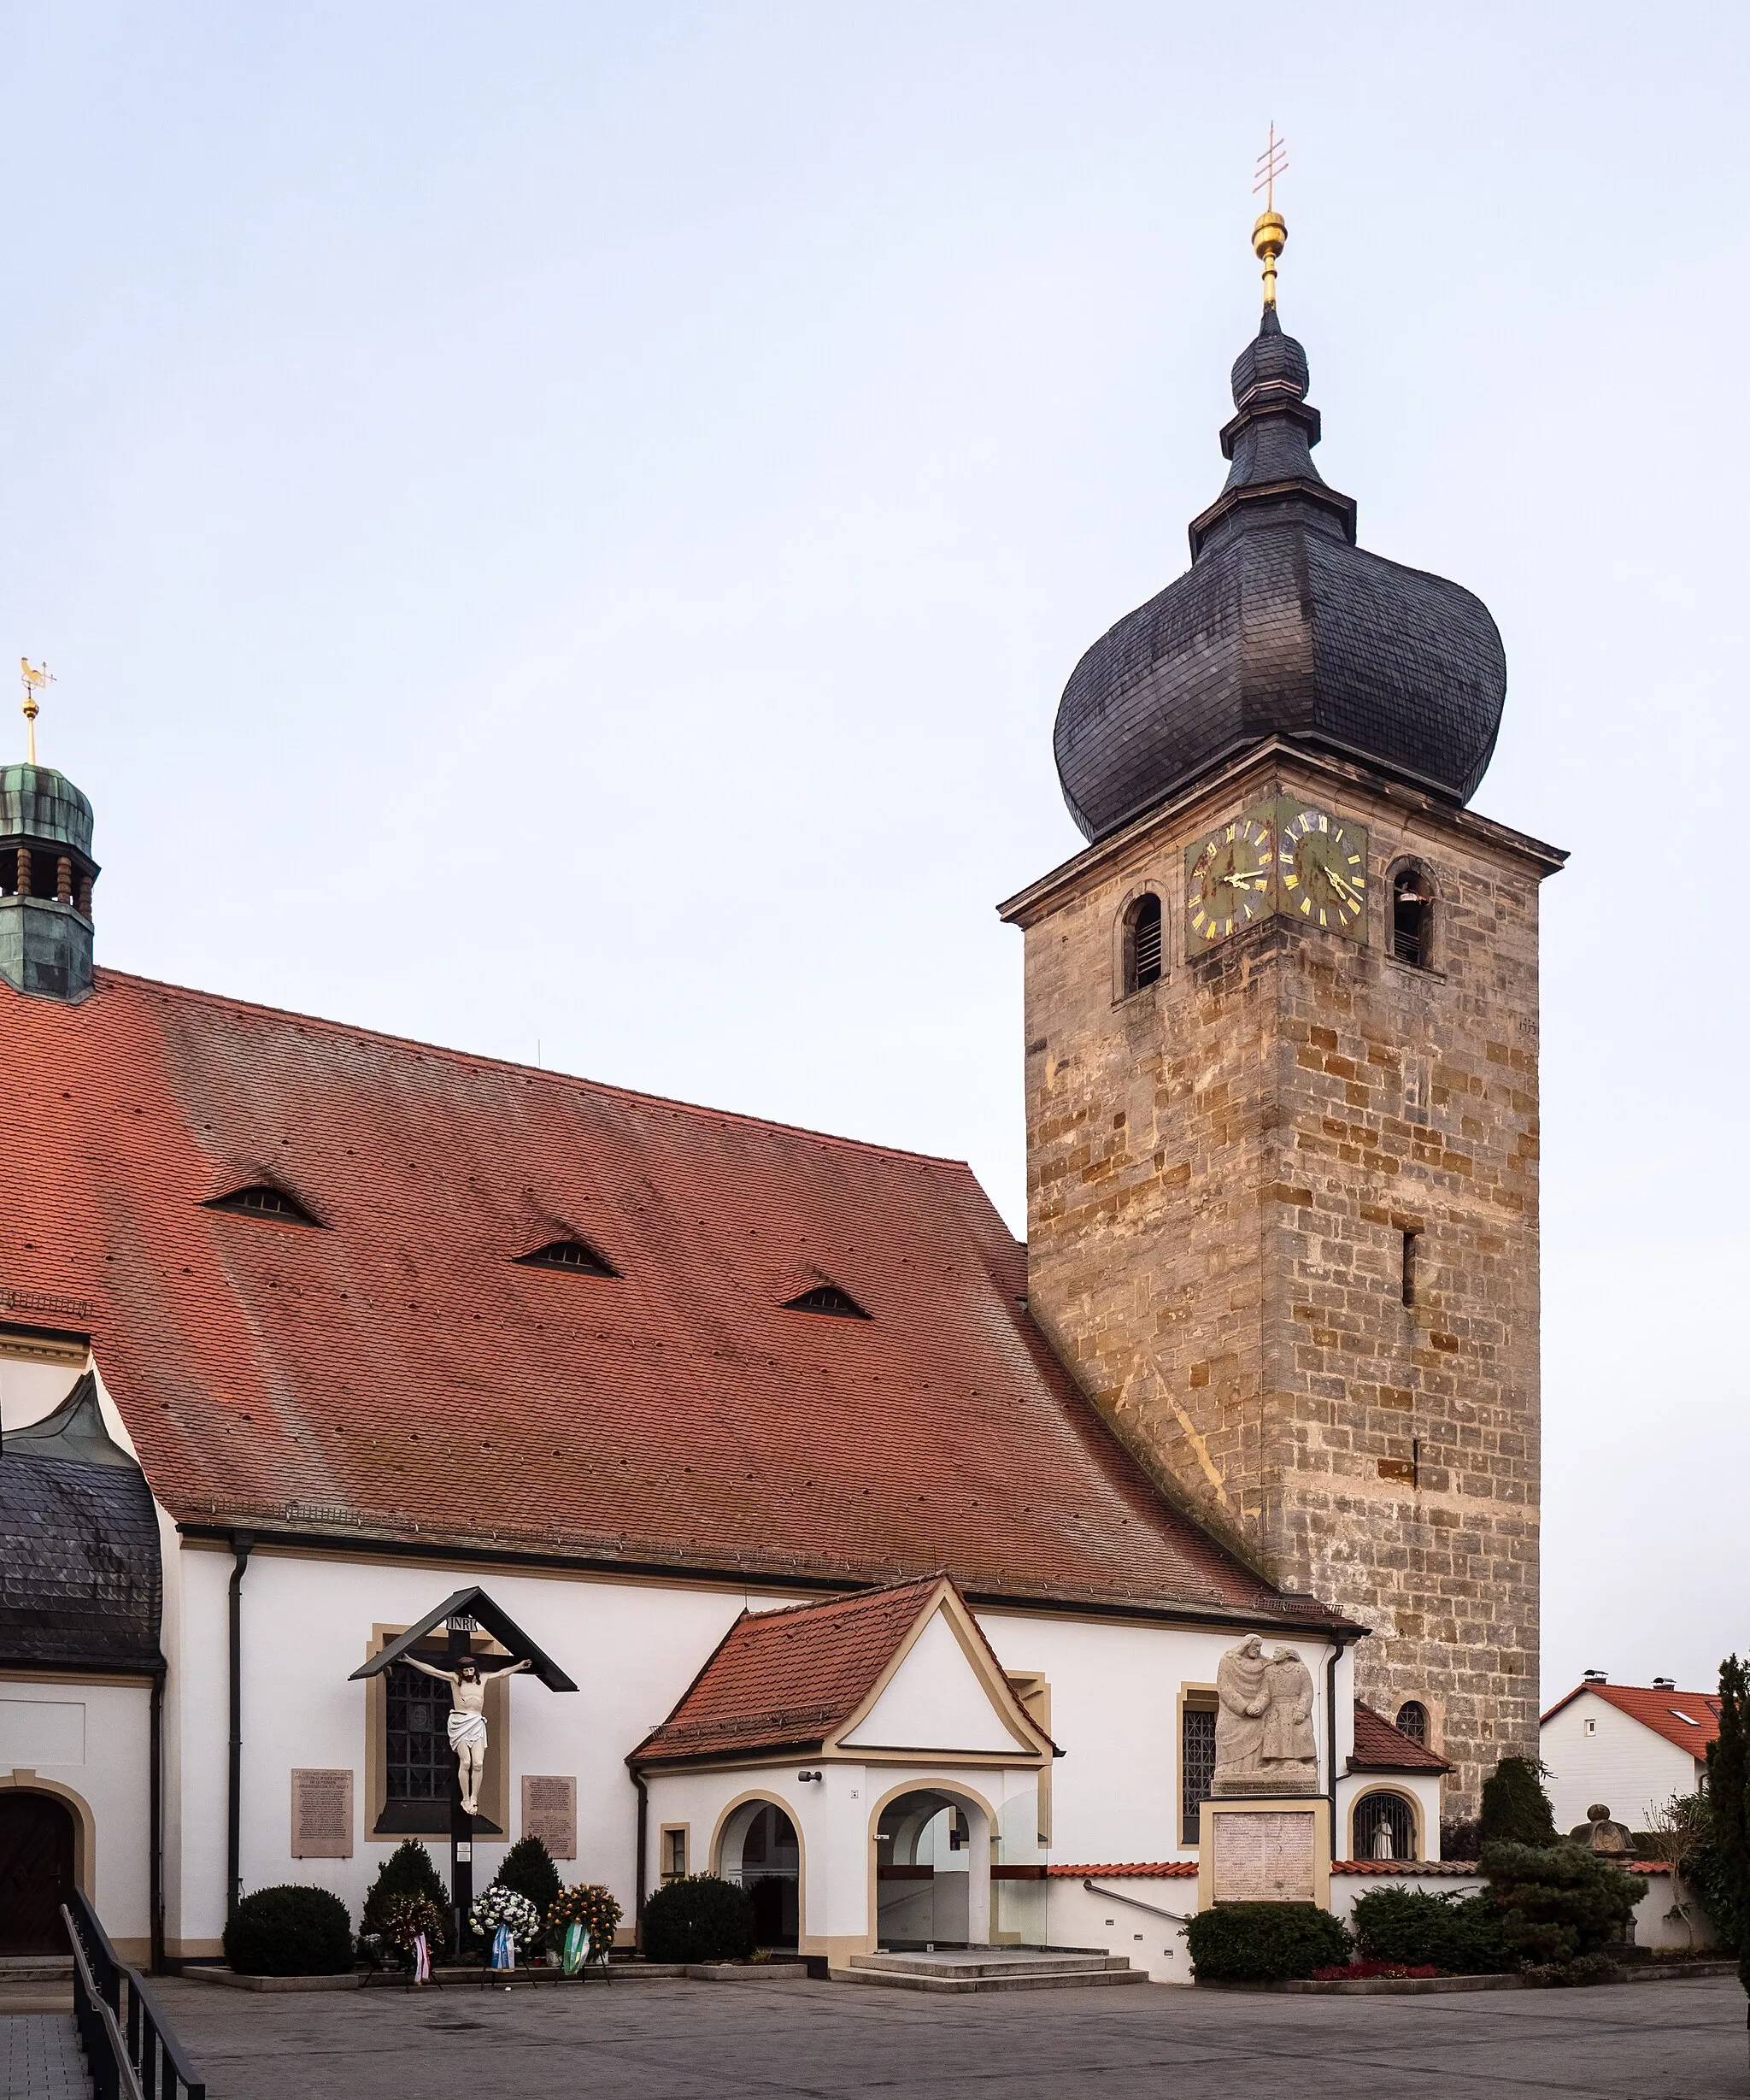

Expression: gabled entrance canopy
xmin=631 ymin=1574 xmax=1054 ymax=1770
xmin=348 ymin=1585 xmax=577 ymax=1692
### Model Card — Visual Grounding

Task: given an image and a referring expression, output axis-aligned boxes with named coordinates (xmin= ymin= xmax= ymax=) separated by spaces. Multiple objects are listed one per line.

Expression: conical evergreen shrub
xmin=1478 ymin=1756 xmax=1559 ymax=1848
xmin=495 ymin=1835 xmax=562 ymax=1920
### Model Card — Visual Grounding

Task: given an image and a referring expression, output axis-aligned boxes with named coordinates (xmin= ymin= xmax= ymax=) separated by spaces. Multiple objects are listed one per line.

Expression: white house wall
xmin=841 ymin=1610 xmax=1023 ymax=1753
xmin=0 ymin=1679 xmax=153 ymax=1962
xmin=1541 ymin=1693 xmax=1699 ymax=1833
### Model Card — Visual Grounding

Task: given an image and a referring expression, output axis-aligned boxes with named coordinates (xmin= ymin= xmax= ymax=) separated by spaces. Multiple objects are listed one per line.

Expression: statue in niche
xmin=405 ymin=1652 xmax=531 ymax=1816
xmin=1371 ymin=1812 xmax=1398 ymax=1859
xmin=1213 ymin=1635 xmax=1319 ymax=1793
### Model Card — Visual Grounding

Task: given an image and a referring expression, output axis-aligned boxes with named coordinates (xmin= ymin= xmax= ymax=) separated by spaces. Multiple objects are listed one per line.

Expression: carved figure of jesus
xmin=404 ymin=1653 xmax=531 ymax=1815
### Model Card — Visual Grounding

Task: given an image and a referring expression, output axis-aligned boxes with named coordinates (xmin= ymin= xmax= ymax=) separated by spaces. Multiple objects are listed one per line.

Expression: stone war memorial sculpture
xmin=1199 ymin=1636 xmax=1331 ymax=1909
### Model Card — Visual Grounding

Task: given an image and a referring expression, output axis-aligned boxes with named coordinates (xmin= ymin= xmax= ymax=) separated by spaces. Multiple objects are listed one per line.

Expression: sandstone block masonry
xmin=1000 ymin=741 xmax=1566 ymax=1821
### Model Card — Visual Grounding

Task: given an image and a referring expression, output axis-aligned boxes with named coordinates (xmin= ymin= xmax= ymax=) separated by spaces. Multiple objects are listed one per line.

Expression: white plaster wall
xmin=1631 ymin=1868 xmax=1720 ymax=1952
xmin=842 ymin=1612 xmax=1021 ymax=1752
xmin=0 ymin=1356 xmax=86 ymax=1430
xmin=1541 ymin=1694 xmax=1700 ymax=1832
xmin=1324 ymin=1868 xmax=1485 ymax=1926
xmin=978 ymin=1610 xmax=1346 ymax=1870
xmin=0 ymin=1679 xmax=153 ymax=1954
xmin=1045 ymin=1874 xmax=1194 ymax=1983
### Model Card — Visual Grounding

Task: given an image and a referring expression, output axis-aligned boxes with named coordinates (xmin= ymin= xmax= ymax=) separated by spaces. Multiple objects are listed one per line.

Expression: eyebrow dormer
xmin=205 ymin=1184 xmax=323 ymax=1227
xmin=514 ymin=1238 xmax=618 ymax=1279
xmin=781 ymin=1283 xmax=871 ymax=1321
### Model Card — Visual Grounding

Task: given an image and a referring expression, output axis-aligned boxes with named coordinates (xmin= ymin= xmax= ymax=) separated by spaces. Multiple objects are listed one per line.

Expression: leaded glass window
xmin=385 ymin=1660 xmax=453 ymax=1806
xmin=1181 ymin=1702 xmax=1217 ymax=1844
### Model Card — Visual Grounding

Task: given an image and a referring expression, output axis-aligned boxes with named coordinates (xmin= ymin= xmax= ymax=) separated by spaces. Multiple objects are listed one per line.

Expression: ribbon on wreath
xmin=491 ymin=1923 xmax=514 ymax=1970
xmin=562 ymin=1921 xmax=586 ymax=1976
xmin=412 ymin=1932 xmax=431 ymax=1985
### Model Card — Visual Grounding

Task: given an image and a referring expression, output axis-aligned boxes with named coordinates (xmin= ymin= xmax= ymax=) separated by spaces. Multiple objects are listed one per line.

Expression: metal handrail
xmin=64 ymin=1891 xmax=206 ymax=2100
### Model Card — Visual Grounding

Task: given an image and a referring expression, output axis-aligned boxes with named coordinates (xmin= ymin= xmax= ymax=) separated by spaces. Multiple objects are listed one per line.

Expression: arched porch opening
xmin=0 ymin=1791 xmax=77 ymax=1954
xmin=715 ymin=1797 xmax=801 ymax=1949
xmin=872 ymin=1785 xmax=991 ymax=1951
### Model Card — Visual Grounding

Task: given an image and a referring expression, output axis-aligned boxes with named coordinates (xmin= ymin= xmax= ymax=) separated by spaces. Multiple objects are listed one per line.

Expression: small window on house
xmin=1391 ymin=868 xmax=1431 ymax=968
xmin=1583 ymin=1717 xmax=1596 ymax=1737
xmin=1124 ymin=893 xmax=1164 ymax=995
xmin=515 ymin=1238 xmax=618 ymax=1277
xmin=661 ymin=1826 xmax=688 ymax=1881
xmin=1395 ymin=1700 xmax=1429 ymax=1746
xmin=781 ymin=1285 xmax=871 ymax=1320
xmin=206 ymin=1185 xmax=322 ymax=1227
xmin=1181 ymin=1693 xmax=1218 ymax=1843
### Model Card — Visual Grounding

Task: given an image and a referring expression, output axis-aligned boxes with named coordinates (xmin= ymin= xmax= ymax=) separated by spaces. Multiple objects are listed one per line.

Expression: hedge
xmin=1185 ymin=1902 xmax=1350 ymax=1983
xmin=641 ymin=1874 xmax=755 ymax=1964
xmin=223 ymin=1885 xmax=354 ymax=1976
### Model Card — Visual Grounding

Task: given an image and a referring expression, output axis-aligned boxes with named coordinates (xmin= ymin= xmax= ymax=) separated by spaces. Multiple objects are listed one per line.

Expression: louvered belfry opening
xmin=206 ymin=1185 xmax=322 ymax=1227
xmin=1395 ymin=1699 xmax=1429 ymax=1746
xmin=1129 ymin=893 xmax=1163 ymax=992
xmin=782 ymin=1284 xmax=871 ymax=1320
xmin=1391 ymin=868 xmax=1430 ymax=968
xmin=516 ymin=1238 xmax=617 ymax=1278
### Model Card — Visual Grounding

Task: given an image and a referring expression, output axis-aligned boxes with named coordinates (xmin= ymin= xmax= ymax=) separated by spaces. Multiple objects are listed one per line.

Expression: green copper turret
xmin=0 ymin=763 xmax=97 ymax=1001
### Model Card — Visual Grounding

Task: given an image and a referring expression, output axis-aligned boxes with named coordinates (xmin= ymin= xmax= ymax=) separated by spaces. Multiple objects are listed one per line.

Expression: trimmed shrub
xmin=362 ymin=1840 xmax=452 ymax=1958
xmin=1185 ymin=1903 xmax=1351 ymax=1984
xmin=496 ymin=1835 xmax=562 ymax=1921
xmin=1481 ymin=1841 xmax=1645 ymax=1966
xmin=641 ymin=1874 xmax=756 ymax=1964
xmin=224 ymin=1885 xmax=353 ymax=1976
xmin=1478 ymin=1757 xmax=1559 ymax=1850
xmin=1351 ymin=1885 xmax=1510 ymax=1974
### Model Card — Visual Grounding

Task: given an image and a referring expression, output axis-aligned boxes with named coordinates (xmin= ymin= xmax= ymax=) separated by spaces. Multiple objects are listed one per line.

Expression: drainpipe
xmin=150 ymin=1667 xmax=165 ymax=1973
xmin=1326 ymin=1636 xmax=1352 ymax=1861
xmin=631 ymin=1769 xmax=649 ymax=1950
xmin=226 ymin=1532 xmax=254 ymax=1921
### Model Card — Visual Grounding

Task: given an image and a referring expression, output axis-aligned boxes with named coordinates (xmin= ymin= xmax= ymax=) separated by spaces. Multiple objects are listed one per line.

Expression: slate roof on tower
xmin=0 ymin=968 xmax=1356 ymax=1628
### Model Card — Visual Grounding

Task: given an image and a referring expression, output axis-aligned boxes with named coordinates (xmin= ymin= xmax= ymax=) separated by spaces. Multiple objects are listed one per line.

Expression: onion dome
xmin=1 ymin=762 xmax=95 ymax=856
xmin=1 ymin=758 xmax=99 ymax=1003
xmin=1053 ymin=265 xmax=1506 ymax=843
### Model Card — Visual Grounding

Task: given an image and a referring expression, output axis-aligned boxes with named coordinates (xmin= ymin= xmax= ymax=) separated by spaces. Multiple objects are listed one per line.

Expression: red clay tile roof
xmin=1047 ymin=1862 xmax=1197 ymax=1878
xmin=1330 ymin=1861 xmax=1481 ymax=1876
xmin=632 ymin=1576 xmax=960 ymax=1765
xmin=0 ymin=970 xmax=1348 ymax=1625
xmin=1542 ymin=1683 xmax=1722 ymax=1756
xmin=1349 ymin=1701 xmax=1451 ymax=1773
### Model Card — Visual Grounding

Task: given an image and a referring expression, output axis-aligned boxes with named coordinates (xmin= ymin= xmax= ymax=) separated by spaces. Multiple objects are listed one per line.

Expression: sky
xmin=1 ymin=2 xmax=1742 ymax=1710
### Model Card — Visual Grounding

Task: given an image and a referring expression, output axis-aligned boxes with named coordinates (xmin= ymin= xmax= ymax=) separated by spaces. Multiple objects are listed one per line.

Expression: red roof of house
xmin=0 ymin=970 xmax=1347 ymax=1626
xmin=1047 ymin=1862 xmax=1197 ymax=1879
xmin=1349 ymin=1701 xmax=1451 ymax=1773
xmin=1542 ymin=1682 xmax=1722 ymax=1757
xmin=632 ymin=1574 xmax=995 ymax=1765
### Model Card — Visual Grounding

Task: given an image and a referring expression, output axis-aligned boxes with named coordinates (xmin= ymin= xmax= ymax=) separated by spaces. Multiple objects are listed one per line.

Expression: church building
xmin=0 ymin=210 xmax=1559 ymax=1976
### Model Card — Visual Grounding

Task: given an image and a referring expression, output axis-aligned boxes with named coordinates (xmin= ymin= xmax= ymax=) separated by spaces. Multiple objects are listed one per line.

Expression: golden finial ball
xmin=1251 ymin=210 xmax=1287 ymax=265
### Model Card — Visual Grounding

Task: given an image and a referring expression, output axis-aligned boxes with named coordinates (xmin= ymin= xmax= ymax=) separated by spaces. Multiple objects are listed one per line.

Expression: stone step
xmin=0 ymin=1957 xmax=74 ymax=1978
xmin=843 ymin=1950 xmax=1147 ymax=1994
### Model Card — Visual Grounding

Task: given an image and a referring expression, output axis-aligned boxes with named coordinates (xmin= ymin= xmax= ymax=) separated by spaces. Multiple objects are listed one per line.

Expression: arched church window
xmin=1390 ymin=867 xmax=1432 ymax=968
xmin=1124 ymin=893 xmax=1164 ymax=994
xmin=1354 ymin=1790 xmax=1418 ymax=1862
xmin=1395 ymin=1700 xmax=1429 ymax=1746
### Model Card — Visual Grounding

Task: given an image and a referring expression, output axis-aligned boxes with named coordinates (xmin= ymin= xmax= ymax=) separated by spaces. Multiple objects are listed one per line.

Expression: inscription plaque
xmin=1212 ymin=1809 xmax=1315 ymax=1903
xmin=522 ymin=1774 xmax=577 ymax=1860
xmin=291 ymin=1768 xmax=354 ymax=1858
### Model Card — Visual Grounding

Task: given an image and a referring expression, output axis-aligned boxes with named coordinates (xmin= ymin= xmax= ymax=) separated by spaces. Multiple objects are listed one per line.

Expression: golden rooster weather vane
xmin=1252 ymin=122 xmax=1289 ymax=307
xmin=20 ymin=658 xmax=54 ymax=766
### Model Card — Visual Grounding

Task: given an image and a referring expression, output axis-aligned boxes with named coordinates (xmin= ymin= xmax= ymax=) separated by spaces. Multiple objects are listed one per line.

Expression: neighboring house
xmin=1541 ymin=1679 xmax=1720 ymax=1832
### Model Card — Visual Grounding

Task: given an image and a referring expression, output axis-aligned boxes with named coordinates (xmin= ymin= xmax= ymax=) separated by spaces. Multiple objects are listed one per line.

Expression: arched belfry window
xmin=1123 ymin=892 xmax=1164 ymax=996
xmin=1391 ymin=866 xmax=1432 ymax=968
xmin=1395 ymin=1699 xmax=1429 ymax=1746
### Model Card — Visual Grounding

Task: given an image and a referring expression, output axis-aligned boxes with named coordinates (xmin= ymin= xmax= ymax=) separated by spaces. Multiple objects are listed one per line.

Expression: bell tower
xmin=0 ymin=664 xmax=98 ymax=1003
xmin=1001 ymin=203 xmax=1564 ymax=1821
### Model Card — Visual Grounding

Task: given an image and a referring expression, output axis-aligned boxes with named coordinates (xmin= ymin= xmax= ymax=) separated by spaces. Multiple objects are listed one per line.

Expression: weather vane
xmin=20 ymin=658 xmax=54 ymax=766
xmin=1251 ymin=123 xmax=1289 ymax=308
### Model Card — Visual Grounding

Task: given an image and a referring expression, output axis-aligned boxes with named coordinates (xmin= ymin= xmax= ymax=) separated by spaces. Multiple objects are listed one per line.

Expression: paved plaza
xmin=105 ymin=1973 xmax=1747 ymax=2100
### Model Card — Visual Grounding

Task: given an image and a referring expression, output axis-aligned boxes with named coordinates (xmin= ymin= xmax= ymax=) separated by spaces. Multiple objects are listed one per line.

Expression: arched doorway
xmin=0 ymin=1792 xmax=76 ymax=1954
xmin=874 ymin=1788 xmax=990 ymax=1951
xmin=717 ymin=1799 xmax=800 ymax=1949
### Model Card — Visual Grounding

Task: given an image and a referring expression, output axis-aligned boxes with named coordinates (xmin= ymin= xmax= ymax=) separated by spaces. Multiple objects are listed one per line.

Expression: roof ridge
xmin=85 ymin=968 xmax=975 ymax=1174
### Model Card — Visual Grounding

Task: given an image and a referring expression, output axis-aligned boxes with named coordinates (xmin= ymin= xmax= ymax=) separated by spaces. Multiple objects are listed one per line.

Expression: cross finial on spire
xmin=20 ymin=658 xmax=54 ymax=766
xmin=1251 ymin=123 xmax=1289 ymax=307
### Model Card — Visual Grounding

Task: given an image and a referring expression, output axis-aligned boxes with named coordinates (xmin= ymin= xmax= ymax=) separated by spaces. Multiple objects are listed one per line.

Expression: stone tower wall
xmin=1008 ymin=745 xmax=1559 ymax=1820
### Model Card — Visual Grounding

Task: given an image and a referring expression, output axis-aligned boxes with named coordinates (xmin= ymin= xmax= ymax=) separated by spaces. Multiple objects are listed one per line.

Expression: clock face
xmin=1185 ymin=811 xmax=1276 ymax=950
xmin=1278 ymin=805 xmax=1369 ymax=938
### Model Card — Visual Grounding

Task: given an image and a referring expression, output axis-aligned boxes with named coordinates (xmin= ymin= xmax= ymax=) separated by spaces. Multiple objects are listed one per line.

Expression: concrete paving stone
xmin=1 ymin=2013 xmax=91 ymax=2099
xmin=146 ymin=1973 xmax=1746 ymax=2100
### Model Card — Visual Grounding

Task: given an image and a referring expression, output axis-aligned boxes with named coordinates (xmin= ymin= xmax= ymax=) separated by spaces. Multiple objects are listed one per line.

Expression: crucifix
xmin=1251 ymin=122 xmax=1289 ymax=307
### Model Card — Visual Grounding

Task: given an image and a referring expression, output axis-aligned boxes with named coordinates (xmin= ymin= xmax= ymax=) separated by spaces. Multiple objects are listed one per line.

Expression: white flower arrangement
xmin=468 ymin=1885 xmax=542 ymax=1942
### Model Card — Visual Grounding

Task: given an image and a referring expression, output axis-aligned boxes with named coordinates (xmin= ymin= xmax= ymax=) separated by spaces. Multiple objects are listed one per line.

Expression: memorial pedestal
xmin=1196 ymin=1796 xmax=1331 ymax=1914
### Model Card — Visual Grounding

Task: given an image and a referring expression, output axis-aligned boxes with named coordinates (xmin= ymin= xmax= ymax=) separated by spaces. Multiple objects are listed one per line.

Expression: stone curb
xmin=1203 ymin=1961 xmax=1739 ymax=1996
xmin=183 ymin=1969 xmax=362 ymax=1992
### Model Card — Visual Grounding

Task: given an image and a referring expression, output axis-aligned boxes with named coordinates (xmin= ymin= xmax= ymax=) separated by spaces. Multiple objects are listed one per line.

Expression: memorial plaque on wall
xmin=522 ymin=1774 xmax=576 ymax=1859
xmin=291 ymin=1768 xmax=355 ymax=1858
xmin=1212 ymin=1809 xmax=1315 ymax=1903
